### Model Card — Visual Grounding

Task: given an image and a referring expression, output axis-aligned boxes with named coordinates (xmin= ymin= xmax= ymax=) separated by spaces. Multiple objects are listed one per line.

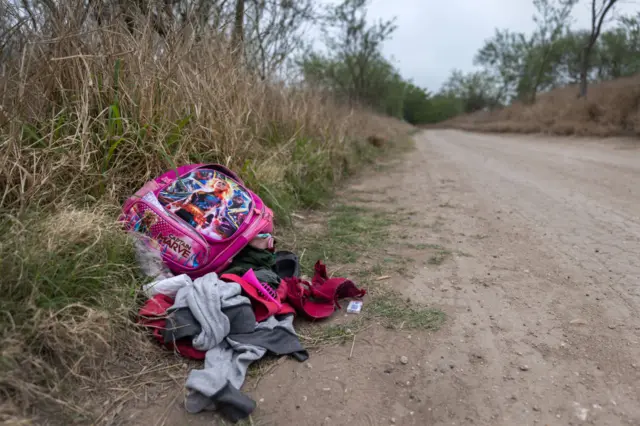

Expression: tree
xmin=425 ymin=94 xmax=464 ymax=123
xmin=320 ymin=0 xmax=396 ymax=105
xmin=596 ymin=12 xmax=640 ymax=79
xmin=474 ymin=29 xmax=532 ymax=103
xmin=551 ymin=29 xmax=589 ymax=85
xmin=298 ymin=0 xmax=464 ymax=124
xmin=401 ymin=83 xmax=431 ymax=124
xmin=231 ymin=0 xmax=245 ymax=58
xmin=598 ymin=28 xmax=629 ymax=78
xmin=441 ymin=69 xmax=502 ymax=113
xmin=299 ymin=51 xmax=401 ymax=111
xmin=298 ymin=0 xmax=398 ymax=111
xmin=475 ymin=0 xmax=576 ymax=104
xmin=527 ymin=0 xmax=577 ymax=103
xmin=579 ymin=0 xmax=619 ymax=97
xmin=243 ymin=0 xmax=315 ymax=80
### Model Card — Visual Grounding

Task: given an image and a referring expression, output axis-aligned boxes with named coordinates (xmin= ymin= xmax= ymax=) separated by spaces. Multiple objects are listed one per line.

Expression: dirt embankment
xmin=444 ymin=75 xmax=640 ymax=137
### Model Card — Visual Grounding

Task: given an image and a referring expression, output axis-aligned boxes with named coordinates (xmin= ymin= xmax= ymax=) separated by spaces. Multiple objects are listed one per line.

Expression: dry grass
xmin=0 ymin=9 xmax=413 ymax=425
xmin=445 ymin=75 xmax=640 ymax=137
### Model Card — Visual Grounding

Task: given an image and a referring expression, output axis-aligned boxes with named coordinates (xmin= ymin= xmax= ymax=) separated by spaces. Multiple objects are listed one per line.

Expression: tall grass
xmin=444 ymin=75 xmax=640 ymax=136
xmin=0 ymin=11 xmax=413 ymax=424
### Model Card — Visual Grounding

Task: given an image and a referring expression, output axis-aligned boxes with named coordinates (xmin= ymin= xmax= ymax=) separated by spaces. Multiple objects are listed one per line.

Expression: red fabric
xmin=278 ymin=303 xmax=297 ymax=317
xmin=221 ymin=274 xmax=296 ymax=321
xmin=275 ymin=279 xmax=296 ymax=317
xmin=138 ymin=294 xmax=206 ymax=360
xmin=284 ymin=261 xmax=367 ymax=320
xmin=284 ymin=278 xmax=335 ymax=320
xmin=312 ymin=261 xmax=367 ymax=302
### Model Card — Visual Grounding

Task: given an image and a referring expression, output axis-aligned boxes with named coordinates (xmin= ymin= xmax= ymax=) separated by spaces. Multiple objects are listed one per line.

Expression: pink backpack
xmin=120 ymin=164 xmax=274 ymax=278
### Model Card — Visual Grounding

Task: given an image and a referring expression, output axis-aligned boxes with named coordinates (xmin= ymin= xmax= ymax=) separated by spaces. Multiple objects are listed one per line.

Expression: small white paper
xmin=347 ymin=300 xmax=363 ymax=314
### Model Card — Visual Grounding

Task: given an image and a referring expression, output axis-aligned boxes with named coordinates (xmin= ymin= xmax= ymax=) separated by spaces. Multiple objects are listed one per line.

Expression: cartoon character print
xmin=136 ymin=210 xmax=158 ymax=235
xmin=126 ymin=206 xmax=142 ymax=232
xmin=223 ymin=189 xmax=251 ymax=230
xmin=158 ymin=170 xmax=252 ymax=240
xmin=127 ymin=205 xmax=158 ymax=237
xmin=126 ymin=205 xmax=161 ymax=251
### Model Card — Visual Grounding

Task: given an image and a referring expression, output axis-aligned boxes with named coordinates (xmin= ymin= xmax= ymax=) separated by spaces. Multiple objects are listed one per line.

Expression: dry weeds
xmin=444 ymin=75 xmax=640 ymax=137
xmin=0 ymin=8 xmax=413 ymax=425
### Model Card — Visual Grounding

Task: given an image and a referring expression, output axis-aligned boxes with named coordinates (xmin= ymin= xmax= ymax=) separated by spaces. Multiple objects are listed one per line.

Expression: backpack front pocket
xmin=122 ymin=192 xmax=212 ymax=272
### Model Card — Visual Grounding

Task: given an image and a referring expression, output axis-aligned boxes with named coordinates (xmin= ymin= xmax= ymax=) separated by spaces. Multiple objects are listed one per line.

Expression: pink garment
xmin=221 ymin=274 xmax=296 ymax=322
xmin=284 ymin=261 xmax=366 ymax=319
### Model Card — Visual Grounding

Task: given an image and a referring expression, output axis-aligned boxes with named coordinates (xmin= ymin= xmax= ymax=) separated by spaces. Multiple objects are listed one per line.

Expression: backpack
xmin=120 ymin=164 xmax=274 ymax=278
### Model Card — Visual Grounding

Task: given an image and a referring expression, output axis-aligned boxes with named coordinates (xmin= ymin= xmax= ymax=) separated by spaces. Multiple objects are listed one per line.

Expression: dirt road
xmin=126 ymin=130 xmax=640 ymax=426
xmin=388 ymin=130 xmax=640 ymax=426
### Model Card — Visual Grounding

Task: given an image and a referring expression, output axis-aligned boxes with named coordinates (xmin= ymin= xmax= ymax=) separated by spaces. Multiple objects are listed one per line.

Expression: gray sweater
xmin=155 ymin=272 xmax=307 ymax=422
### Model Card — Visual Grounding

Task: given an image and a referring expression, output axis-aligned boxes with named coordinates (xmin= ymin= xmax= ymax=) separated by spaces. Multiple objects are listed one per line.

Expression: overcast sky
xmin=347 ymin=0 xmax=639 ymax=92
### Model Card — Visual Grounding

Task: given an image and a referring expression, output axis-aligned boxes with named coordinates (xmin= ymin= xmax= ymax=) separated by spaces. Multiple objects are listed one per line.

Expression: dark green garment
xmin=223 ymin=246 xmax=280 ymax=290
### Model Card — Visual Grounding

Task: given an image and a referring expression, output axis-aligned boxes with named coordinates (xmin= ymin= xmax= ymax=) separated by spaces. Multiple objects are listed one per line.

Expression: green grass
xmin=222 ymin=417 xmax=263 ymax=426
xmin=283 ymin=194 xmax=446 ymax=348
xmin=297 ymin=204 xmax=393 ymax=274
xmin=0 ymin=208 xmax=150 ymax=426
xmin=296 ymin=294 xmax=444 ymax=349
xmin=294 ymin=289 xmax=444 ymax=349
xmin=0 ymin=208 xmax=140 ymax=318
xmin=366 ymin=292 xmax=445 ymax=330
xmin=299 ymin=323 xmax=361 ymax=347
xmin=354 ymin=264 xmax=384 ymax=279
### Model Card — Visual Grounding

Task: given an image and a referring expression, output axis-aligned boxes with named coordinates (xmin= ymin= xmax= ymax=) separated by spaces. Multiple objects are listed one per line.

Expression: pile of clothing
xmin=137 ymin=242 xmax=366 ymax=422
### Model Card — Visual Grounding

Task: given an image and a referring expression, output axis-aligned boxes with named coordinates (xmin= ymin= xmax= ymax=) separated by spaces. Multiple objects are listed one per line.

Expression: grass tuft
xmin=295 ymin=291 xmax=444 ymax=349
xmin=366 ymin=291 xmax=445 ymax=330
xmin=299 ymin=323 xmax=361 ymax=348
xmin=428 ymin=248 xmax=452 ymax=265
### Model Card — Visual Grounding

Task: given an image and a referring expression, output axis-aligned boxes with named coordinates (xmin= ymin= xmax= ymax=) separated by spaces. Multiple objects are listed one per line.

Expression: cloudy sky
xmin=354 ymin=0 xmax=639 ymax=92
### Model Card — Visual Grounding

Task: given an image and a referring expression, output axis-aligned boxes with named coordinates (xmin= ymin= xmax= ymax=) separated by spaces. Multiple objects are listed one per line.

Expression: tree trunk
xmin=579 ymin=44 xmax=591 ymax=98
xmin=231 ymin=0 xmax=245 ymax=58
xmin=579 ymin=0 xmax=618 ymax=98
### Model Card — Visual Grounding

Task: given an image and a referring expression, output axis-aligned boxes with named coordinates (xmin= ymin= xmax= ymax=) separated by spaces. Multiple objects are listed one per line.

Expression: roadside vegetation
xmin=0 ymin=0 xmax=428 ymax=423
xmin=298 ymin=0 xmax=640 ymax=135
xmin=433 ymin=1 xmax=640 ymax=136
